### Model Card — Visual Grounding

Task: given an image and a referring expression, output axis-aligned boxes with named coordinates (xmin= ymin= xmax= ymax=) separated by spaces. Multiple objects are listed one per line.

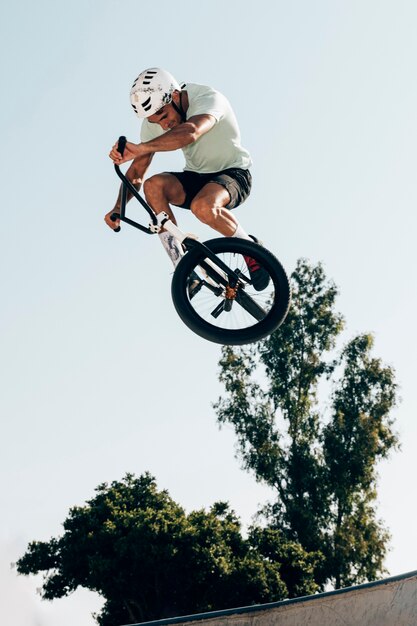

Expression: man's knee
xmin=144 ymin=174 xmax=185 ymax=208
xmin=191 ymin=198 xmax=220 ymax=223
xmin=143 ymin=175 xmax=166 ymax=203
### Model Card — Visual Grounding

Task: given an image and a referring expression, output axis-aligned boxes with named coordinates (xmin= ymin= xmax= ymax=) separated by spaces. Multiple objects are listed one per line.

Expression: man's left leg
xmin=189 ymin=182 xmax=251 ymax=237
xmin=190 ymin=183 xmax=270 ymax=291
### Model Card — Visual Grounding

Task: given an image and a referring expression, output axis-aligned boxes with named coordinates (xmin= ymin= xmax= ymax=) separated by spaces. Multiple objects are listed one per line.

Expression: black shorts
xmin=167 ymin=168 xmax=252 ymax=210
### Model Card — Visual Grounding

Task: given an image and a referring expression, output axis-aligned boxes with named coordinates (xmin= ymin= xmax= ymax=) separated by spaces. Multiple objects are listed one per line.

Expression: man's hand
xmin=109 ymin=140 xmax=145 ymax=165
xmin=104 ymin=209 xmax=120 ymax=230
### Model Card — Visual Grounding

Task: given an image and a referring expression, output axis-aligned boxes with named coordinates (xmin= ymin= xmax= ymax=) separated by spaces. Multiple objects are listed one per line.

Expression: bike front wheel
xmin=171 ymin=237 xmax=291 ymax=345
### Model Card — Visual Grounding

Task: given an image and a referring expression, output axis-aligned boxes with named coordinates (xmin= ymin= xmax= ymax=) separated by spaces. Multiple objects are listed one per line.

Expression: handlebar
xmin=110 ymin=136 xmax=127 ymax=231
xmin=110 ymin=136 xmax=158 ymax=235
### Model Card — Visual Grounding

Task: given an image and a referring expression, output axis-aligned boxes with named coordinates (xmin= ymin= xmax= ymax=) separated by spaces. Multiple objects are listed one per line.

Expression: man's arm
xmin=109 ymin=114 xmax=216 ymax=165
xmin=104 ymin=152 xmax=154 ymax=230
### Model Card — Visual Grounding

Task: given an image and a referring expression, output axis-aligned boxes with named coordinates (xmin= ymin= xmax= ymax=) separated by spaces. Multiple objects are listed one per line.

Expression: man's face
xmin=148 ymin=97 xmax=182 ymax=130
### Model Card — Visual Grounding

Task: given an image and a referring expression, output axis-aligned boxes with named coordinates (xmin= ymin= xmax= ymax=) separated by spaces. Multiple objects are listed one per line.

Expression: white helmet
xmin=130 ymin=68 xmax=181 ymax=118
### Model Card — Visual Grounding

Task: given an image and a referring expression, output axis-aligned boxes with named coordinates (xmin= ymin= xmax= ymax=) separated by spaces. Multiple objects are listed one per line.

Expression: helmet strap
xmin=172 ymin=91 xmax=186 ymax=122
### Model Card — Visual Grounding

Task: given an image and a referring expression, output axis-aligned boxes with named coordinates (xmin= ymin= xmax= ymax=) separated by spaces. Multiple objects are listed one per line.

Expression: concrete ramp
xmin=127 ymin=570 xmax=417 ymax=626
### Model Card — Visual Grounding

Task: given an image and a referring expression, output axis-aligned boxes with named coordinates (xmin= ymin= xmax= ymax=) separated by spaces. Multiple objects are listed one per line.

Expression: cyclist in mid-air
xmin=105 ymin=67 xmax=269 ymax=291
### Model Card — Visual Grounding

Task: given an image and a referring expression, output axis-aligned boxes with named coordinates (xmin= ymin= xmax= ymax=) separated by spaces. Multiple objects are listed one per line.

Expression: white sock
xmin=232 ymin=223 xmax=252 ymax=241
xmin=158 ymin=231 xmax=184 ymax=267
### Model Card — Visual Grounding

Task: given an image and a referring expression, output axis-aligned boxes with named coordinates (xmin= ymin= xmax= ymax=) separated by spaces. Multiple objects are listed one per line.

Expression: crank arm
xmin=235 ymin=290 xmax=267 ymax=321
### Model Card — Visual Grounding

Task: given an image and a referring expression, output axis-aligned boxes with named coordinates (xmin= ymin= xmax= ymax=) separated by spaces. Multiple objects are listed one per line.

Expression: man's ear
xmin=172 ymin=90 xmax=181 ymax=105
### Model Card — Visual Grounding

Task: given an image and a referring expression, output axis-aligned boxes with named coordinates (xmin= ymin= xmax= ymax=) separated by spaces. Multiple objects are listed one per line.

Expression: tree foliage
xmin=17 ymin=473 xmax=319 ymax=625
xmin=215 ymin=259 xmax=399 ymax=589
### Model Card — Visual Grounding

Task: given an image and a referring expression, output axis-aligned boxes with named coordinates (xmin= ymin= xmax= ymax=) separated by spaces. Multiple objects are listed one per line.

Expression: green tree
xmin=17 ymin=473 xmax=319 ymax=625
xmin=215 ymin=259 xmax=399 ymax=589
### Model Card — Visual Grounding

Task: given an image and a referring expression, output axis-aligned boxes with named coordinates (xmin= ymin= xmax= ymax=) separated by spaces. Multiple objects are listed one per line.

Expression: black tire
xmin=171 ymin=237 xmax=291 ymax=345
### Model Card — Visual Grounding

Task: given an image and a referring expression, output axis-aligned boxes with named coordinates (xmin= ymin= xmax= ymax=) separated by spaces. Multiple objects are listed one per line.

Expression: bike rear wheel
xmin=171 ymin=237 xmax=291 ymax=345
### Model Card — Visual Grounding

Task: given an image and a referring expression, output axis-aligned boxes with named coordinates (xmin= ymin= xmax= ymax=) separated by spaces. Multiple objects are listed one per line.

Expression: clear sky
xmin=1 ymin=1 xmax=417 ymax=625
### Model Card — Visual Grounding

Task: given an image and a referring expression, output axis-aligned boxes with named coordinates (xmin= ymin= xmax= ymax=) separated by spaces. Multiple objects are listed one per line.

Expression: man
xmin=105 ymin=67 xmax=268 ymax=290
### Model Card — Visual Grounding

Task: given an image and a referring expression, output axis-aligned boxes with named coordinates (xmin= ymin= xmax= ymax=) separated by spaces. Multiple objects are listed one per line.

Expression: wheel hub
xmin=225 ymin=285 xmax=238 ymax=300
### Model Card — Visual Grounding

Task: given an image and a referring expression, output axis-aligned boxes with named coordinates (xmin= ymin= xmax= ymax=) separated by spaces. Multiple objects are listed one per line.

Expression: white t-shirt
xmin=140 ymin=83 xmax=252 ymax=173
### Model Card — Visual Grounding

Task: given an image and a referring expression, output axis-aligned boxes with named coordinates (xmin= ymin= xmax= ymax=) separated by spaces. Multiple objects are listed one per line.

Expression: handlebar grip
xmin=117 ymin=136 xmax=127 ymax=157
xmin=110 ymin=212 xmax=121 ymax=233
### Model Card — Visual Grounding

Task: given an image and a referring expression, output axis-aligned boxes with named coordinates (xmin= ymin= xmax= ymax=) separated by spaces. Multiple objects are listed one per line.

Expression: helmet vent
xmin=142 ymin=96 xmax=152 ymax=111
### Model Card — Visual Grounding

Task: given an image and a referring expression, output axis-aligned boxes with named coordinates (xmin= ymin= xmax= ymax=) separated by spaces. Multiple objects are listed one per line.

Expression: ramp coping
xmin=123 ymin=569 xmax=417 ymax=626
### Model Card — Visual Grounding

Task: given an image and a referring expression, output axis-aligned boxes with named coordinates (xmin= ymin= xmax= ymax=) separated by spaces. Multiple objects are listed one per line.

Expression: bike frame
xmin=110 ymin=138 xmax=248 ymax=288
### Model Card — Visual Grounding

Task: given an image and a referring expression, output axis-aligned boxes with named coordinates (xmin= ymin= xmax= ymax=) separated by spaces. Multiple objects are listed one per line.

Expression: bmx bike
xmin=110 ymin=137 xmax=291 ymax=345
